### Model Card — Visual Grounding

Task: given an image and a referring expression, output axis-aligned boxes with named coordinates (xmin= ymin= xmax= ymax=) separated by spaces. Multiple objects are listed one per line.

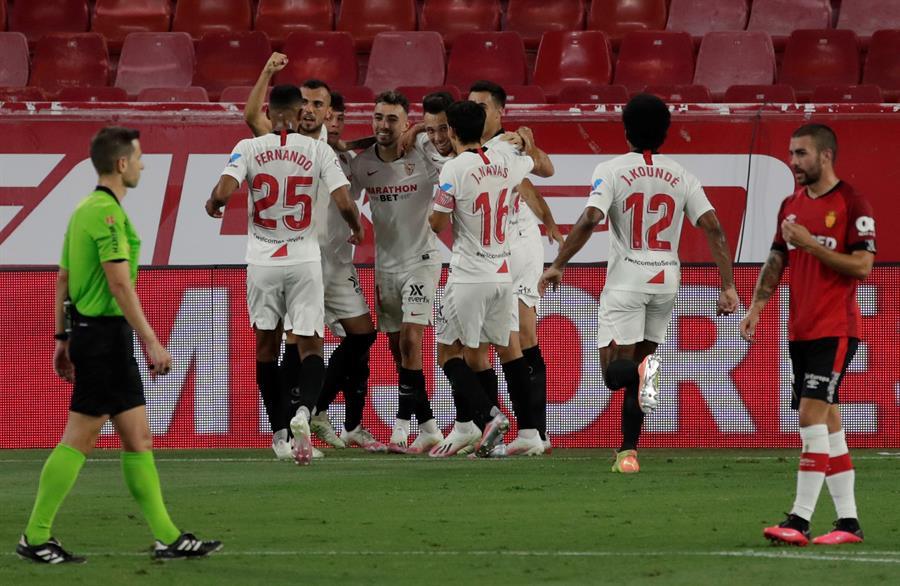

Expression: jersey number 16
xmin=474 ymin=188 xmax=509 ymax=246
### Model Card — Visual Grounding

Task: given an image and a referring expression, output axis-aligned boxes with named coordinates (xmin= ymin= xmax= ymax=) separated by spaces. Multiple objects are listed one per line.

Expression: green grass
xmin=1 ymin=449 xmax=898 ymax=585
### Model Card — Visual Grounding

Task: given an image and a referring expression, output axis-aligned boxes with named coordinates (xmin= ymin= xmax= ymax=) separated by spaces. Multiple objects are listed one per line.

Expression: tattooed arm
xmin=739 ymin=249 xmax=787 ymax=342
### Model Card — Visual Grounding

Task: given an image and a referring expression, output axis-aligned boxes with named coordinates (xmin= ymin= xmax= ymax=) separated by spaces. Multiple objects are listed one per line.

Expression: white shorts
xmin=322 ymin=258 xmax=369 ymax=333
xmin=374 ymin=264 xmax=441 ymax=333
xmin=510 ymin=230 xmax=543 ymax=308
xmin=436 ymin=280 xmax=516 ymax=349
xmin=247 ymin=262 xmax=324 ymax=337
xmin=596 ymin=288 xmax=677 ymax=348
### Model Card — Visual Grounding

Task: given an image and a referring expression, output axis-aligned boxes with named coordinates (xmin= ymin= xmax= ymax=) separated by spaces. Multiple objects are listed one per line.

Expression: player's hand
xmin=147 ymin=342 xmax=172 ymax=377
xmin=398 ymin=128 xmax=417 ymax=155
xmin=53 ymin=341 xmax=74 ymax=383
xmin=739 ymin=310 xmax=759 ymax=342
xmin=205 ymin=198 xmax=224 ymax=218
xmin=500 ymin=132 xmax=524 ymax=151
xmin=348 ymin=225 xmax=365 ymax=245
xmin=264 ymin=52 xmax=288 ymax=76
xmin=516 ymin=126 xmax=536 ymax=151
xmin=781 ymin=219 xmax=815 ymax=250
xmin=716 ymin=285 xmax=739 ymax=316
xmin=546 ymin=224 xmax=564 ymax=246
xmin=539 ymin=266 xmax=563 ymax=296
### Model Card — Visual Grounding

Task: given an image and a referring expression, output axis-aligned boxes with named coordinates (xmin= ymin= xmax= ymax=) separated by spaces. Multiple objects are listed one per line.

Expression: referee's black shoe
xmin=153 ymin=532 xmax=222 ymax=560
xmin=16 ymin=535 xmax=86 ymax=564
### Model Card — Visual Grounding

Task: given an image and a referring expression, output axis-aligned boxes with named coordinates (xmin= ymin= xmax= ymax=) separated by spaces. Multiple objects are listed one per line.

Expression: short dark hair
xmin=269 ymin=84 xmax=302 ymax=109
xmin=622 ymin=94 xmax=671 ymax=151
xmin=330 ymin=91 xmax=345 ymax=113
xmin=90 ymin=126 xmax=140 ymax=174
xmin=423 ymin=91 xmax=454 ymax=115
xmin=469 ymin=80 xmax=506 ymax=108
xmin=301 ymin=78 xmax=331 ymax=93
xmin=446 ymin=100 xmax=485 ymax=145
xmin=792 ymin=123 xmax=838 ymax=162
xmin=375 ymin=90 xmax=409 ymax=113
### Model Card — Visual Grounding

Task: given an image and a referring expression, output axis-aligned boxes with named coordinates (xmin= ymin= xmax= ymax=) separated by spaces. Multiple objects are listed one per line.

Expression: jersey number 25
xmin=252 ymin=173 xmax=313 ymax=231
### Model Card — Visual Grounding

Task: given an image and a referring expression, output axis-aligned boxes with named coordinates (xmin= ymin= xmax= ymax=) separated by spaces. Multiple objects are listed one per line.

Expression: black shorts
xmin=788 ymin=337 xmax=858 ymax=410
xmin=68 ymin=315 xmax=145 ymax=417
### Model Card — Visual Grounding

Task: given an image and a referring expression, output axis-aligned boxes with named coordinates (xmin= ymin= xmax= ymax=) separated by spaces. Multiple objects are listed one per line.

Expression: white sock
xmin=825 ymin=428 xmax=858 ymax=520
xmin=419 ymin=419 xmax=439 ymax=434
xmin=518 ymin=428 xmax=539 ymax=440
xmin=394 ymin=418 xmax=410 ymax=434
xmin=790 ymin=424 xmax=829 ymax=521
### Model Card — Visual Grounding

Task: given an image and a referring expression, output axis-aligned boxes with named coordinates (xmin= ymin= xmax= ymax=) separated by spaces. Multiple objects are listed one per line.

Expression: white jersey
xmin=435 ymin=147 xmax=534 ymax=283
xmin=315 ymin=149 xmax=356 ymax=264
xmin=483 ymin=131 xmax=541 ymax=242
xmin=414 ymin=132 xmax=453 ymax=173
xmin=222 ymin=131 xmax=350 ymax=266
xmin=586 ymin=152 xmax=714 ymax=293
xmin=350 ymin=146 xmax=440 ymax=273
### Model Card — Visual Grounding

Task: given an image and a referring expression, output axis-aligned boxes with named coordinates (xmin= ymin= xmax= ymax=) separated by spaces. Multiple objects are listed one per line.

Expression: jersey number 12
xmin=623 ymin=192 xmax=675 ymax=251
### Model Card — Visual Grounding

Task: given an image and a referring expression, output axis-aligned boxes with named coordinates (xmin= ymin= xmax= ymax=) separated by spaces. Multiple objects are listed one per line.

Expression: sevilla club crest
xmin=404 ymin=162 xmax=415 ymax=176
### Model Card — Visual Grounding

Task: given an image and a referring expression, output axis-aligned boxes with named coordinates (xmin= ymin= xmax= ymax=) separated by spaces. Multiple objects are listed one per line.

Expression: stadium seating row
xmin=1 ymin=29 xmax=898 ymax=102
xmin=2 ymin=0 xmax=899 ymax=51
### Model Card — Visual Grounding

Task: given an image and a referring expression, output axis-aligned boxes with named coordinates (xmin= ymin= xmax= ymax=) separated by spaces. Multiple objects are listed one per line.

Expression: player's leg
xmin=494 ymin=334 xmax=542 ymax=456
xmin=518 ymin=297 xmax=549 ymax=450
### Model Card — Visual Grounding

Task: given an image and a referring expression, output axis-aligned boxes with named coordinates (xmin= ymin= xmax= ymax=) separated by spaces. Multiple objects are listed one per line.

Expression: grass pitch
xmin=1 ymin=449 xmax=898 ymax=585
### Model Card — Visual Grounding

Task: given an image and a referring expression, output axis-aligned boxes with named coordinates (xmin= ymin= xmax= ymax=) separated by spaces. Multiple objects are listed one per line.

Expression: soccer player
xmin=467 ymin=80 xmax=561 ymax=455
xmin=742 ymin=124 xmax=874 ymax=546
xmin=206 ymin=85 xmax=364 ymax=466
xmin=540 ymin=94 xmax=738 ymax=473
xmin=17 ymin=127 xmax=220 ymax=564
xmin=397 ymin=91 xmax=456 ymax=170
xmin=244 ymin=54 xmax=381 ymax=455
xmin=429 ymin=100 xmax=543 ymax=457
xmin=349 ymin=91 xmax=445 ymax=454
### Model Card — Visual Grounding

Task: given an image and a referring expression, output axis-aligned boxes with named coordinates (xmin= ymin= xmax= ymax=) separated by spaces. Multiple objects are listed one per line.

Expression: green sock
xmin=121 ymin=451 xmax=180 ymax=544
xmin=24 ymin=443 xmax=86 ymax=544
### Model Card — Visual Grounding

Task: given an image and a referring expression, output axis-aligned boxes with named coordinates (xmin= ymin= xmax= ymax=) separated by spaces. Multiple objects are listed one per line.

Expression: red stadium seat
xmin=9 ymin=0 xmax=89 ymax=45
xmin=503 ymin=85 xmax=547 ymax=104
xmin=0 ymin=33 xmax=29 ymax=87
xmin=694 ymin=32 xmax=775 ymax=99
xmin=58 ymin=86 xmax=130 ymax=102
xmin=364 ymin=32 xmax=446 ymax=95
xmin=533 ymin=31 xmax=612 ymax=100
xmin=587 ymin=0 xmax=668 ymax=46
xmin=645 ymin=84 xmax=713 ymax=103
xmin=337 ymin=0 xmax=417 ymax=52
xmin=812 ymin=84 xmax=884 ymax=103
xmin=92 ymin=0 xmax=173 ymax=54
xmin=779 ymin=30 xmax=860 ymax=98
xmin=613 ymin=31 xmax=695 ymax=93
xmin=137 ymin=86 xmax=210 ymax=102
xmin=666 ymin=0 xmax=748 ymax=42
xmin=276 ymin=32 xmax=358 ymax=88
xmin=219 ymin=86 xmax=262 ymax=103
xmin=446 ymin=32 xmax=528 ymax=91
xmin=115 ymin=32 xmax=195 ymax=96
xmin=747 ymin=0 xmax=831 ymax=50
xmin=837 ymin=1 xmax=900 ymax=48
xmin=173 ymin=0 xmax=252 ymax=40
xmin=558 ymin=84 xmax=630 ymax=103
xmin=1 ymin=3 xmax=6 ymax=32
xmin=723 ymin=84 xmax=797 ymax=103
xmin=396 ymin=85 xmax=462 ymax=103
xmin=420 ymin=0 xmax=500 ymax=49
xmin=255 ymin=1 xmax=334 ymax=48
xmin=864 ymin=30 xmax=900 ymax=99
xmin=194 ymin=32 xmax=272 ymax=101
xmin=334 ymin=85 xmax=376 ymax=102
xmin=30 ymin=34 xmax=110 ymax=94
xmin=0 ymin=87 xmax=49 ymax=102
xmin=505 ymin=0 xmax=586 ymax=50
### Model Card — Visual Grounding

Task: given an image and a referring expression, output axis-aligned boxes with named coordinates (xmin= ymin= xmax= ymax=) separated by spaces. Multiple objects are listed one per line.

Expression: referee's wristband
xmin=54 ymin=332 xmax=69 ymax=341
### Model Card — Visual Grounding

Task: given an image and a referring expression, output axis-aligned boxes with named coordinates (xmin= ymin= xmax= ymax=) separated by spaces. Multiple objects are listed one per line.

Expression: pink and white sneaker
xmin=429 ymin=422 xmax=481 ymax=458
xmin=340 ymin=425 xmax=388 ymax=453
xmin=474 ymin=412 xmax=510 ymax=458
xmin=289 ymin=413 xmax=313 ymax=466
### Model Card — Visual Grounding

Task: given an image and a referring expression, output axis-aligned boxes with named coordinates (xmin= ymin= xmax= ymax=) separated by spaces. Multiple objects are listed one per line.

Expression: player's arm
xmin=696 ymin=210 xmax=739 ymax=316
xmin=53 ymin=269 xmax=73 ymax=382
xmin=781 ymin=220 xmax=874 ymax=280
xmin=330 ymin=185 xmax=365 ymax=244
xmin=398 ymin=122 xmax=426 ymax=155
xmin=518 ymin=179 xmax=563 ymax=245
xmin=338 ymin=136 xmax=377 ymax=152
xmin=429 ymin=210 xmax=451 ymax=234
xmin=102 ymin=261 xmax=170 ymax=375
xmin=245 ymin=53 xmax=287 ymax=137
xmin=539 ymin=206 xmax=605 ymax=294
xmin=206 ymin=176 xmax=240 ymax=218
xmin=516 ymin=127 xmax=554 ymax=178
xmin=739 ymin=249 xmax=787 ymax=342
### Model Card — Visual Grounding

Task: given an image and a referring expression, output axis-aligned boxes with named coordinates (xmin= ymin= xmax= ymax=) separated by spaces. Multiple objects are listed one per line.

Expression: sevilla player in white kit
xmin=350 ymin=91 xmax=444 ymax=454
xmin=206 ymin=85 xmax=364 ymax=466
xmin=540 ymin=94 xmax=738 ymax=472
xmin=429 ymin=101 xmax=542 ymax=457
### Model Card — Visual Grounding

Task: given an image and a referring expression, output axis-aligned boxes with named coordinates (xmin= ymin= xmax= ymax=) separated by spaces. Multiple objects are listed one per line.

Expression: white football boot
xmin=341 ymin=425 xmax=388 ymax=452
xmin=388 ymin=419 xmax=410 ymax=453
xmin=429 ymin=421 xmax=481 ymax=458
xmin=406 ymin=419 xmax=444 ymax=454
xmin=292 ymin=438 xmax=325 ymax=459
xmin=272 ymin=428 xmax=293 ymax=461
xmin=310 ymin=411 xmax=346 ymax=448
xmin=289 ymin=408 xmax=313 ymax=466
xmin=474 ymin=412 xmax=510 ymax=457
xmin=637 ymin=355 xmax=661 ymax=414
xmin=506 ymin=428 xmax=545 ymax=456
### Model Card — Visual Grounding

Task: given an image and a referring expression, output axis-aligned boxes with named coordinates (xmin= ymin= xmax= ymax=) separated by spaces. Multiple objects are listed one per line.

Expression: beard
xmin=795 ymin=167 xmax=820 ymax=186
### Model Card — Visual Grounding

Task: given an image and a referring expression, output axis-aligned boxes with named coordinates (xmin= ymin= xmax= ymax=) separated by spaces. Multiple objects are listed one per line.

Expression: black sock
xmin=279 ymin=343 xmax=301 ymax=429
xmin=317 ymin=340 xmax=350 ymax=414
xmin=442 ymin=358 xmax=491 ymax=424
xmin=343 ymin=376 xmax=366 ymax=432
xmin=605 ymin=359 xmax=643 ymax=451
xmin=339 ymin=332 xmax=376 ymax=430
xmin=502 ymin=357 xmax=534 ymax=430
xmin=522 ymin=345 xmax=547 ymax=440
xmin=256 ymin=360 xmax=281 ymax=432
xmin=476 ymin=368 xmax=499 ymax=408
xmin=397 ymin=367 xmax=417 ymax=421
xmin=410 ymin=369 xmax=434 ymax=424
xmin=290 ymin=355 xmax=326 ymax=414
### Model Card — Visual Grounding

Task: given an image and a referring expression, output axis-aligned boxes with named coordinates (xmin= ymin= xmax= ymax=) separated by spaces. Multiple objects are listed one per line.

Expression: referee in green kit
xmin=16 ymin=127 xmax=221 ymax=563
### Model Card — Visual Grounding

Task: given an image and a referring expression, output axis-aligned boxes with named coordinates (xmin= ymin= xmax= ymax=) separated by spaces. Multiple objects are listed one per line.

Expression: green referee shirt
xmin=59 ymin=186 xmax=141 ymax=317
